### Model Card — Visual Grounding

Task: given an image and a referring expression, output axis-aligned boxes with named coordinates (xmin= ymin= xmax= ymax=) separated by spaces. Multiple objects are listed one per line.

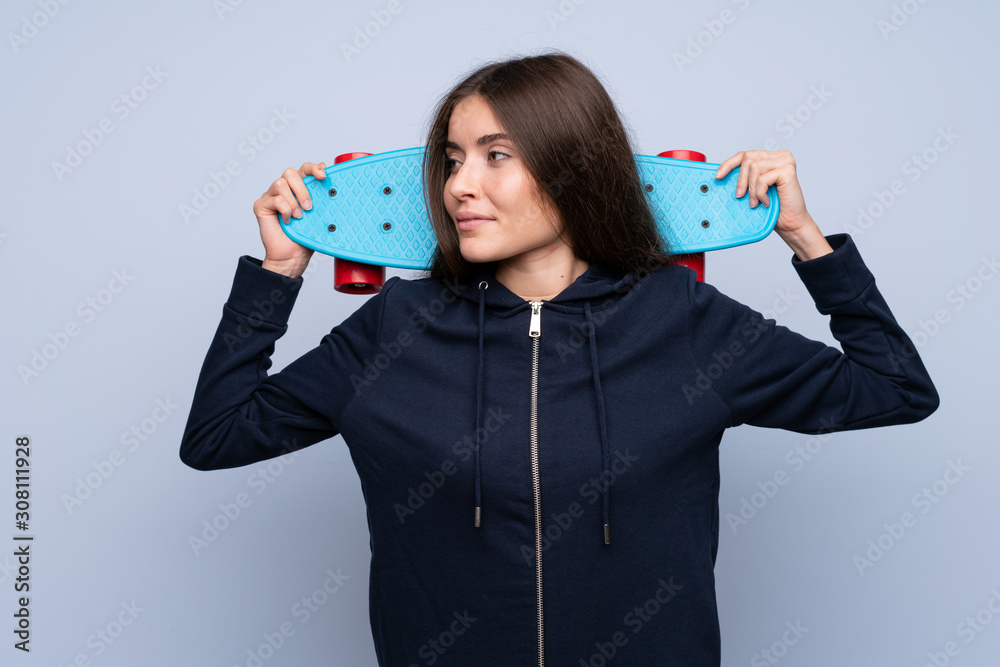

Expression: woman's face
xmin=443 ymin=94 xmax=566 ymax=266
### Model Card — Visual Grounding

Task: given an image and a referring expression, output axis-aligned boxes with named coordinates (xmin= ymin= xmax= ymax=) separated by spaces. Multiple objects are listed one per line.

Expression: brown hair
xmin=421 ymin=51 xmax=675 ymax=285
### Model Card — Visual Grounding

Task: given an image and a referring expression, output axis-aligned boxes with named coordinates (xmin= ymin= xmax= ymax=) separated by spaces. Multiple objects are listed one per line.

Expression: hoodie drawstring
xmin=472 ymin=282 xmax=611 ymax=545
xmin=584 ymin=301 xmax=612 ymax=545
xmin=474 ymin=280 xmax=487 ymax=527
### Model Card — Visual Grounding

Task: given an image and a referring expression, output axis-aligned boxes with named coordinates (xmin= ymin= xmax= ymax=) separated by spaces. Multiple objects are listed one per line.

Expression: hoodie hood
xmin=452 ymin=261 xmax=637 ymax=310
xmin=448 ymin=261 xmax=641 ymax=545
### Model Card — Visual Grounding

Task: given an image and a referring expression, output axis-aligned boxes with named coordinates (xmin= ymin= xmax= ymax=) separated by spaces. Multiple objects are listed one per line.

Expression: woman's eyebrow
xmin=444 ymin=133 xmax=511 ymax=150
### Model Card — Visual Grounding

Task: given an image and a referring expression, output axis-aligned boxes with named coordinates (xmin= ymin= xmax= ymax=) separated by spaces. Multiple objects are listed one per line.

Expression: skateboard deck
xmin=279 ymin=147 xmax=779 ymax=271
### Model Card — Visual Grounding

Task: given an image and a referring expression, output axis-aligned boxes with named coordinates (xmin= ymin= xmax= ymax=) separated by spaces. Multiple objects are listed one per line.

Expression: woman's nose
xmin=448 ymin=160 xmax=481 ymax=200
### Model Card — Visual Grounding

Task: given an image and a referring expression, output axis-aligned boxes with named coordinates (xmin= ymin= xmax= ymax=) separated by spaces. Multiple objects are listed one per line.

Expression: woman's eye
xmin=445 ymin=150 xmax=508 ymax=171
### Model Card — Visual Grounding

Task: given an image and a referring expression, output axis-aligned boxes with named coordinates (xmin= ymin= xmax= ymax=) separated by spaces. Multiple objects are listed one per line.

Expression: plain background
xmin=2 ymin=0 xmax=998 ymax=665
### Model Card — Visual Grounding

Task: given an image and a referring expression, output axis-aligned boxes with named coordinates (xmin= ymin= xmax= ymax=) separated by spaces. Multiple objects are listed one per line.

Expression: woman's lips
xmin=457 ymin=217 xmax=494 ymax=231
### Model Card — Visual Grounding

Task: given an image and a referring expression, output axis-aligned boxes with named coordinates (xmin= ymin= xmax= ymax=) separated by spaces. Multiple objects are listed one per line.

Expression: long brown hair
xmin=422 ymin=51 xmax=674 ymax=285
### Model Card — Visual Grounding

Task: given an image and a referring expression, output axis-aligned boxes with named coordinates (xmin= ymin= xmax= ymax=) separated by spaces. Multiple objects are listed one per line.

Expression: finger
xmin=736 ymin=159 xmax=755 ymax=200
xmin=751 ymin=159 xmax=793 ymax=207
xmin=745 ymin=163 xmax=760 ymax=206
xmin=272 ymin=177 xmax=303 ymax=222
xmin=280 ymin=167 xmax=313 ymax=212
xmin=744 ymin=155 xmax=788 ymax=205
xmin=714 ymin=152 xmax=744 ymax=179
xmin=297 ymin=161 xmax=327 ymax=180
xmin=296 ymin=162 xmax=328 ymax=209
xmin=255 ymin=193 xmax=293 ymax=225
xmin=754 ymin=164 xmax=782 ymax=208
xmin=274 ymin=193 xmax=299 ymax=225
xmin=757 ymin=180 xmax=769 ymax=208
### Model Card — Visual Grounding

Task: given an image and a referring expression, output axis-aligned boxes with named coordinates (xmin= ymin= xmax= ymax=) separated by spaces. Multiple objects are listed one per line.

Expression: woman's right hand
xmin=253 ymin=161 xmax=327 ymax=278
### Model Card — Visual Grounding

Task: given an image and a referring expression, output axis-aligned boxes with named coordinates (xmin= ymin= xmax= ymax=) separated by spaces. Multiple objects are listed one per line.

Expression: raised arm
xmin=179 ymin=161 xmax=391 ymax=470
xmin=696 ymin=150 xmax=938 ymax=432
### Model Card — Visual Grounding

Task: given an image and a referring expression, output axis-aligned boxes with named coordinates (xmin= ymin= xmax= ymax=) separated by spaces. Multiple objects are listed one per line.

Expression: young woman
xmin=181 ymin=52 xmax=938 ymax=666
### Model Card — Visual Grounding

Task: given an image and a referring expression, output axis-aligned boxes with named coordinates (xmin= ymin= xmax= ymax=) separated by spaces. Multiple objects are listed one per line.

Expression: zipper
xmin=528 ymin=300 xmax=544 ymax=666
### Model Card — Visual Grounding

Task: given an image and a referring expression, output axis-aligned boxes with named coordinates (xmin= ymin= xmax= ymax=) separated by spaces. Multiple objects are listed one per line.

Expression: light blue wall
xmin=2 ymin=0 xmax=997 ymax=665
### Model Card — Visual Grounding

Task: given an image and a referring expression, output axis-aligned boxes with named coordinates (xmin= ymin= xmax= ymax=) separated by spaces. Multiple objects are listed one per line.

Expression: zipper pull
xmin=529 ymin=301 xmax=542 ymax=338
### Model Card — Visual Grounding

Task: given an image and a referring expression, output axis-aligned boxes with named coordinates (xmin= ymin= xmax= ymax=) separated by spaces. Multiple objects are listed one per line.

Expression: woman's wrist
xmin=777 ymin=216 xmax=834 ymax=262
xmin=261 ymin=256 xmax=310 ymax=278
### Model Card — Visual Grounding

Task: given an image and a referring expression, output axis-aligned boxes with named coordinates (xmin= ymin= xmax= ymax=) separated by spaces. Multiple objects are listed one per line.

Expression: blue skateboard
xmin=279 ymin=147 xmax=778 ymax=292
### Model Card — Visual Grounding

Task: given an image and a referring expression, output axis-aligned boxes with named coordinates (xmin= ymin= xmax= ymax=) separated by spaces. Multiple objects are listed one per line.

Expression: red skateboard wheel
xmin=657 ymin=149 xmax=706 ymax=163
xmin=658 ymin=150 xmax=706 ymax=282
xmin=334 ymin=259 xmax=386 ymax=295
xmin=331 ymin=152 xmax=386 ymax=294
xmin=334 ymin=152 xmax=373 ymax=164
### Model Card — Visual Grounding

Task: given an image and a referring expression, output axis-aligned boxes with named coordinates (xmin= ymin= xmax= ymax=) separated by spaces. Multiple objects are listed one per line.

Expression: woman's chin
xmin=458 ymin=240 xmax=504 ymax=264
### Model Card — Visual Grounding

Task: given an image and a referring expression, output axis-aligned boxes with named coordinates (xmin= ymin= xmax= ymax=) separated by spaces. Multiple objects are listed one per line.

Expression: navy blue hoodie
xmin=180 ymin=233 xmax=938 ymax=666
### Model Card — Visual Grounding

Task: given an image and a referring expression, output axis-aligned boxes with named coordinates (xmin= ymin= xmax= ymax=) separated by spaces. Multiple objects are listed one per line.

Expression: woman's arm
xmin=179 ymin=257 xmax=393 ymax=470
xmin=688 ymin=232 xmax=938 ymax=433
xmin=179 ymin=160 xmax=389 ymax=470
xmin=688 ymin=151 xmax=939 ymax=432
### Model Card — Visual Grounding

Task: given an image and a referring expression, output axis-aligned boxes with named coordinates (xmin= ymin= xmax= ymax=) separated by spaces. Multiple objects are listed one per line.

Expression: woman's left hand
xmin=714 ymin=149 xmax=832 ymax=260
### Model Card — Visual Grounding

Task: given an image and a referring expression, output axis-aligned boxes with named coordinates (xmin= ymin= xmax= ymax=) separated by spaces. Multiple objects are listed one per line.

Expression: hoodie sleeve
xmin=687 ymin=233 xmax=939 ymax=434
xmin=179 ymin=256 xmax=394 ymax=470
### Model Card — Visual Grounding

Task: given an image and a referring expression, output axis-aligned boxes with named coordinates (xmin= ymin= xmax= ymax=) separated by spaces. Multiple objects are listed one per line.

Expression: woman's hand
xmin=253 ymin=162 xmax=328 ymax=278
xmin=715 ymin=150 xmax=832 ymax=261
